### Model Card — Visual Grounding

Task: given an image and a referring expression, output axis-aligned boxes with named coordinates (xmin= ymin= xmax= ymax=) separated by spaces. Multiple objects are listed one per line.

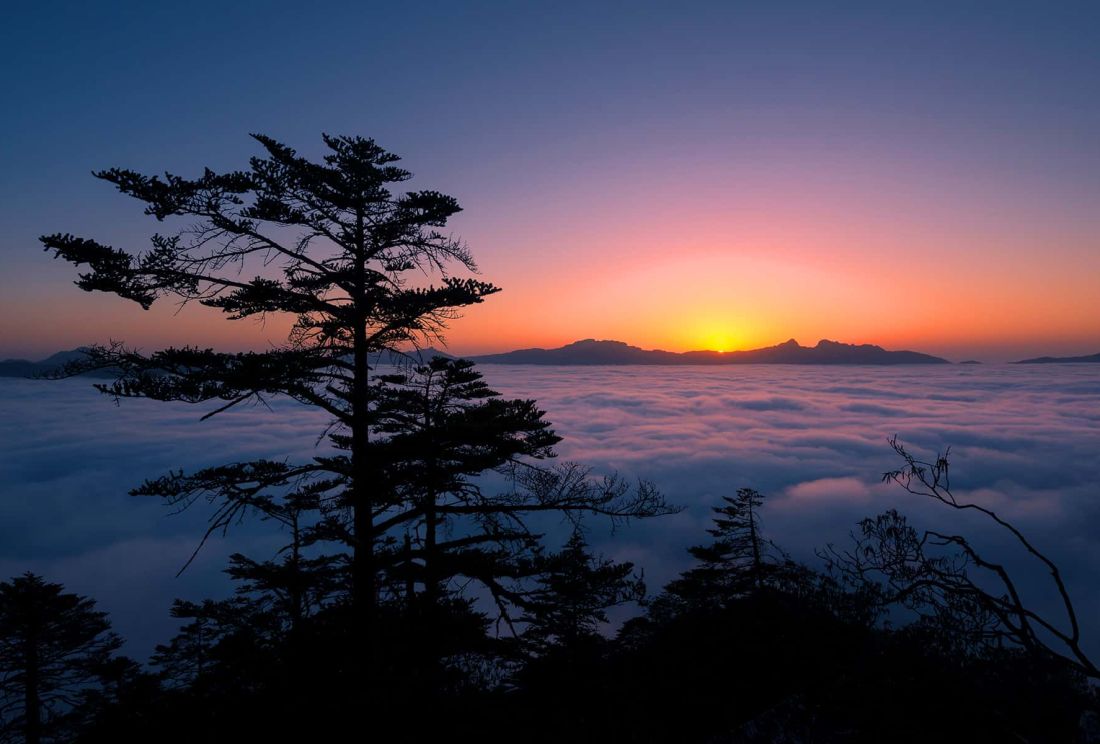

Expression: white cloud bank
xmin=1 ymin=363 xmax=1098 ymax=657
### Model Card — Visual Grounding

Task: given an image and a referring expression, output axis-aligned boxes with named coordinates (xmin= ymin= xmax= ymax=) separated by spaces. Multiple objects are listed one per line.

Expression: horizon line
xmin=7 ymin=336 xmax=1100 ymax=366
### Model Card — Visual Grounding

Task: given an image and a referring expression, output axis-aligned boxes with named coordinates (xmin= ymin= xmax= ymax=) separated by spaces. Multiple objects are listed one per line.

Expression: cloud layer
xmin=2 ymin=364 xmax=1098 ymax=658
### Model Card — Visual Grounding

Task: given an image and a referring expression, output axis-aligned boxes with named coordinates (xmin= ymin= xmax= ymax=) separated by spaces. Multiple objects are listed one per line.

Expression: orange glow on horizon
xmin=689 ymin=323 xmax=740 ymax=354
xmin=4 ymin=145 xmax=1099 ymax=364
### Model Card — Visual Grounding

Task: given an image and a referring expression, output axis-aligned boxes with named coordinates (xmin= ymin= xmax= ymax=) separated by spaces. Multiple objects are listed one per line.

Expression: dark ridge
xmin=0 ymin=348 xmax=103 ymax=378
xmin=1015 ymin=351 xmax=1100 ymax=364
xmin=371 ymin=347 xmax=454 ymax=366
xmin=468 ymin=338 xmax=950 ymax=365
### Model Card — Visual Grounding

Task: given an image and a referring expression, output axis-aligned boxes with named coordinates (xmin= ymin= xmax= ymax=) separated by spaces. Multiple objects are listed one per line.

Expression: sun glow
xmin=694 ymin=324 xmax=739 ymax=353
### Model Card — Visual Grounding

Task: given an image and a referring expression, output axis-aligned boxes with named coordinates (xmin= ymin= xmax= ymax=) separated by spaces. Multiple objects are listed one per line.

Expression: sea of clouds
xmin=2 ymin=364 xmax=1099 ymax=659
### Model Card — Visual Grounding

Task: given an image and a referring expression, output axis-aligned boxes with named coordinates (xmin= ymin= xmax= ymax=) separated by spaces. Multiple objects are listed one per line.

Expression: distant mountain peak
xmin=0 ymin=340 xmax=959 ymax=378
xmin=814 ymin=339 xmax=879 ymax=350
xmin=0 ymin=348 xmax=105 ymax=378
xmin=569 ymin=339 xmax=631 ymax=348
xmin=1015 ymin=351 xmax=1100 ymax=364
xmin=468 ymin=338 xmax=949 ymax=366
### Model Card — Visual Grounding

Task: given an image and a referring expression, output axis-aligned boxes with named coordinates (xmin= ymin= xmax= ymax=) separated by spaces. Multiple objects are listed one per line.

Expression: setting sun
xmin=698 ymin=327 xmax=737 ymax=353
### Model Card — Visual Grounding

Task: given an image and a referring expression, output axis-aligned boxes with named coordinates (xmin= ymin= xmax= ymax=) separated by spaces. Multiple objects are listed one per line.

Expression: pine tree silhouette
xmin=0 ymin=574 xmax=121 ymax=744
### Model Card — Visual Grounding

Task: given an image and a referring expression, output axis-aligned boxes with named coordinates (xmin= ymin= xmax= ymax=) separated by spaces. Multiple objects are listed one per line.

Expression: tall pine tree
xmin=0 ymin=574 xmax=121 ymax=744
xmin=42 ymin=135 xmax=493 ymax=669
xmin=42 ymin=134 xmax=669 ymax=694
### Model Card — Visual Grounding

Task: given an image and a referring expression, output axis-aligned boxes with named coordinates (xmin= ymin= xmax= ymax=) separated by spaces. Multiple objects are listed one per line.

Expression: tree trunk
xmin=24 ymin=636 xmax=41 ymax=744
xmin=423 ymin=498 xmax=438 ymax=607
xmin=286 ymin=516 xmax=304 ymax=702
xmin=403 ymin=534 xmax=416 ymax=604
xmin=351 ymin=213 xmax=375 ymax=686
xmin=748 ymin=502 xmax=763 ymax=590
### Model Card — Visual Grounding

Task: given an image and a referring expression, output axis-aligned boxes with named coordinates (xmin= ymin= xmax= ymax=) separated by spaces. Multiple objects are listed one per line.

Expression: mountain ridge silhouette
xmin=13 ymin=341 xmax=1100 ymax=374
xmin=1015 ymin=351 xmax=1100 ymax=364
xmin=466 ymin=338 xmax=951 ymax=365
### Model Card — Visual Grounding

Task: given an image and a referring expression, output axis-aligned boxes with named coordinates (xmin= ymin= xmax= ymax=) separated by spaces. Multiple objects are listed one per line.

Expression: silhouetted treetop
xmin=42 ymin=133 xmax=495 ymax=347
xmin=659 ymin=488 xmax=794 ymax=612
xmin=0 ymin=574 xmax=121 ymax=744
xmin=520 ymin=530 xmax=645 ymax=655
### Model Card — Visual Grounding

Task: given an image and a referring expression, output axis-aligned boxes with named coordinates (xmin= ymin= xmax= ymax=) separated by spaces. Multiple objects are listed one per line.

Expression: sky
xmin=2 ymin=0 xmax=1099 ymax=361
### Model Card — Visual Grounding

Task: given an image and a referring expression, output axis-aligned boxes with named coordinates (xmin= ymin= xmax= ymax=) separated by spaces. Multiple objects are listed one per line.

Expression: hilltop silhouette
xmin=1016 ymin=351 xmax=1100 ymax=364
xmin=19 ymin=341 xmax=1100 ymax=372
xmin=468 ymin=338 xmax=950 ymax=365
xmin=0 ymin=339 xmax=950 ymax=375
xmin=0 ymin=349 xmax=108 ymax=378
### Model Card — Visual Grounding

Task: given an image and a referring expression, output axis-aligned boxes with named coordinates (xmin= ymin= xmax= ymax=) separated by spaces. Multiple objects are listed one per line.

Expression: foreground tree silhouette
xmin=42 ymin=135 xmax=493 ymax=665
xmin=39 ymin=134 xmax=504 ymax=703
xmin=375 ymin=358 xmax=662 ymax=615
xmin=652 ymin=488 xmax=811 ymax=619
xmin=42 ymin=134 xmax=667 ymax=696
xmin=825 ymin=437 xmax=1100 ymax=678
xmin=519 ymin=530 xmax=645 ymax=657
xmin=0 ymin=574 xmax=121 ymax=744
